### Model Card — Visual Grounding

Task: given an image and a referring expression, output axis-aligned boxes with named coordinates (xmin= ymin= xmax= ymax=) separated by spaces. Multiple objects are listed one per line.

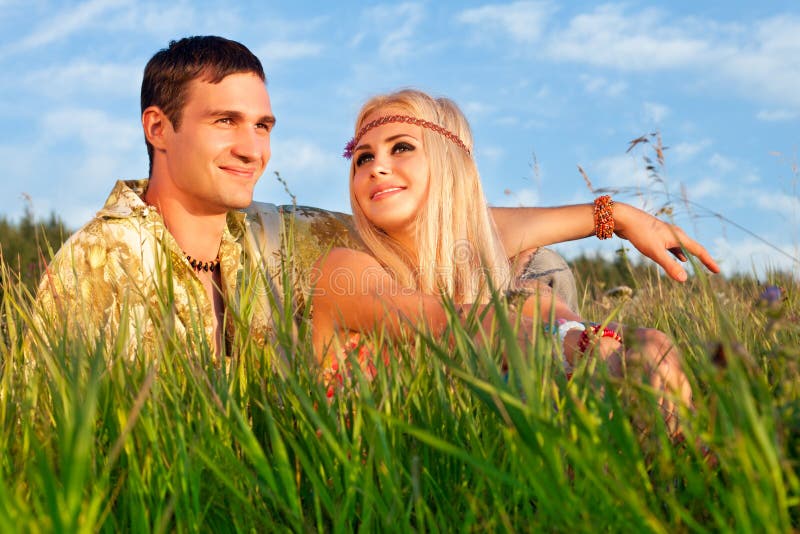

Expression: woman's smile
xmin=370 ymin=185 xmax=407 ymax=201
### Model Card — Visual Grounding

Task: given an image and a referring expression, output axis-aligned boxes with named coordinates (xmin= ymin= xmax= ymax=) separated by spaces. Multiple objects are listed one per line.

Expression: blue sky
xmin=1 ymin=0 xmax=798 ymax=277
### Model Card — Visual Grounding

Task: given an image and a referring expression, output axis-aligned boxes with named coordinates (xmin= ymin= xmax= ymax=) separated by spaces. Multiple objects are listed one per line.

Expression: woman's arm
xmin=311 ymin=248 xmax=450 ymax=358
xmin=311 ymin=247 xmax=525 ymax=360
xmin=490 ymin=203 xmax=720 ymax=282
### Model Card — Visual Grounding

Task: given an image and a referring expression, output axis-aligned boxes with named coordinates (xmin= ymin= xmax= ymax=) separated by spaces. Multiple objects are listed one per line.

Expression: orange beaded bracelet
xmin=593 ymin=195 xmax=615 ymax=240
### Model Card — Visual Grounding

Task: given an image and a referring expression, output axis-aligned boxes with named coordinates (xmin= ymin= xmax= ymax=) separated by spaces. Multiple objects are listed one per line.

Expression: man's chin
xmin=227 ymin=189 xmax=256 ymax=210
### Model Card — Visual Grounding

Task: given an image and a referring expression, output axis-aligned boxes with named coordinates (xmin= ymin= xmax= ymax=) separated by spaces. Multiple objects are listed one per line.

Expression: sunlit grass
xmin=2 ymin=246 xmax=799 ymax=532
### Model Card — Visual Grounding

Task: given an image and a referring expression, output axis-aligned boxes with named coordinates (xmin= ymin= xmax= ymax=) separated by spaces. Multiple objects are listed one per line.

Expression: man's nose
xmin=232 ymin=126 xmax=264 ymax=161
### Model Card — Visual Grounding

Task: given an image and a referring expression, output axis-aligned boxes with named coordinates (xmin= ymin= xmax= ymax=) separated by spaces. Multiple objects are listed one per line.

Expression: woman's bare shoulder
xmin=316 ymin=247 xmax=382 ymax=271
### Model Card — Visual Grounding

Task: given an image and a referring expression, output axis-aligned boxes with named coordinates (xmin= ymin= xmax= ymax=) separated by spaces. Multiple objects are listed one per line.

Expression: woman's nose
xmin=370 ymin=153 xmax=391 ymax=178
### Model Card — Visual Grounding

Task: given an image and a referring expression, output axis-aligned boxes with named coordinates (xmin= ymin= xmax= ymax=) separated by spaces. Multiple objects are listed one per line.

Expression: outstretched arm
xmin=490 ymin=202 xmax=720 ymax=282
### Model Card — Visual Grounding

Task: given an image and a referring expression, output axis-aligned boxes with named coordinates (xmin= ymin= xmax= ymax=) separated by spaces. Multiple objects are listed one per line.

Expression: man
xmin=32 ymin=36 xmax=276 ymax=358
xmin=31 ymin=35 xmax=719 ymax=360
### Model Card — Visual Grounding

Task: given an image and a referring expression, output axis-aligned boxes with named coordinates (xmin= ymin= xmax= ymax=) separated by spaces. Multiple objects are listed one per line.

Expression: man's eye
xmin=216 ymin=117 xmax=234 ymax=126
xmin=256 ymin=122 xmax=273 ymax=132
xmin=355 ymin=153 xmax=374 ymax=167
xmin=392 ymin=142 xmax=414 ymax=154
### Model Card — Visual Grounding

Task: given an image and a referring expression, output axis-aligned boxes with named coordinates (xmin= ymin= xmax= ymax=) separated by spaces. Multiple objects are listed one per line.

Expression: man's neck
xmin=143 ymin=178 xmax=228 ymax=262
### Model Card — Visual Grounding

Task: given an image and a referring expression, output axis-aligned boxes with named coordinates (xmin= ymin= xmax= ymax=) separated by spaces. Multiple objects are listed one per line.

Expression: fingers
xmin=688 ymin=243 xmax=721 ymax=274
xmin=668 ymin=246 xmax=687 ymax=262
xmin=653 ymin=248 xmax=688 ymax=282
xmin=670 ymin=228 xmax=721 ymax=274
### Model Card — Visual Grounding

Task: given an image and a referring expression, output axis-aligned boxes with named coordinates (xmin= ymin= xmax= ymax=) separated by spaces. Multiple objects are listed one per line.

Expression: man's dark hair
xmin=141 ymin=35 xmax=266 ymax=173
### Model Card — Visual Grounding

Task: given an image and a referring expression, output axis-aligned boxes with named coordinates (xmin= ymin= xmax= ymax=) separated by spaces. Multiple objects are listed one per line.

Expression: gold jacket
xmin=30 ymin=179 xmax=275 ymax=360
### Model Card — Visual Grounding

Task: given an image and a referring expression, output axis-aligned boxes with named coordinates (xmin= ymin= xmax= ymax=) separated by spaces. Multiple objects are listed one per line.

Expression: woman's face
xmin=351 ymin=109 xmax=430 ymax=242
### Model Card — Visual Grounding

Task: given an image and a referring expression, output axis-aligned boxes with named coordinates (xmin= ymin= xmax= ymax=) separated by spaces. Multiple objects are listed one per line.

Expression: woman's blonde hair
xmin=349 ymin=89 xmax=511 ymax=303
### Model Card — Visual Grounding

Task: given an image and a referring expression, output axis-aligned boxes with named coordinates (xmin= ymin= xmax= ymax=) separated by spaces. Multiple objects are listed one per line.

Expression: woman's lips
xmin=371 ymin=186 xmax=405 ymax=200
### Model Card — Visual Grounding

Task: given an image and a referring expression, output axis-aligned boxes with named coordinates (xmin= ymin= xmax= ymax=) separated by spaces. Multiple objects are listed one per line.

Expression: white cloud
xmin=712 ymin=236 xmax=800 ymax=278
xmin=23 ymin=60 xmax=140 ymax=99
xmin=41 ymin=108 xmax=140 ymax=152
xmin=686 ymin=178 xmax=722 ymax=200
xmin=708 ymin=153 xmax=735 ymax=174
xmin=643 ymin=102 xmax=669 ymax=124
xmin=257 ymin=147 xmax=350 ymax=211
xmin=756 ymin=109 xmax=799 ymax=122
xmin=755 ymin=191 xmax=800 ymax=220
xmin=257 ymin=41 xmax=323 ymax=64
xmin=477 ymin=146 xmax=505 ymax=162
xmin=92 ymin=0 xmax=193 ymax=35
xmin=457 ymin=1 xmax=554 ymax=43
xmin=269 ymin=138 xmax=338 ymax=178
xmin=741 ymin=172 xmax=761 ymax=185
xmin=670 ymin=140 xmax=712 ymax=163
xmin=105 ymin=1 xmax=274 ymax=37
xmin=532 ymin=85 xmax=549 ymax=98
xmin=591 ymin=154 xmax=650 ymax=189
xmin=495 ymin=116 xmax=520 ymax=126
xmin=579 ymin=74 xmax=627 ymax=97
xmin=718 ymin=15 xmax=800 ymax=110
xmin=463 ymin=101 xmax=493 ymax=115
xmin=460 ymin=5 xmax=800 ymax=112
xmin=544 ymin=4 xmax=716 ymax=70
xmin=365 ymin=3 xmax=425 ymax=60
xmin=2 ymin=0 xmax=133 ymax=55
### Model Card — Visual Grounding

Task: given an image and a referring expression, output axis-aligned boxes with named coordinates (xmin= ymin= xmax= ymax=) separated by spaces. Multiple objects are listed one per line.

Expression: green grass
xmin=2 ymin=252 xmax=799 ymax=533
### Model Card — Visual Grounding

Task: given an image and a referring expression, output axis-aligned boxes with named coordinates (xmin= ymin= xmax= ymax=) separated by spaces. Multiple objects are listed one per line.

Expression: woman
xmin=312 ymin=89 xmax=690 ymax=424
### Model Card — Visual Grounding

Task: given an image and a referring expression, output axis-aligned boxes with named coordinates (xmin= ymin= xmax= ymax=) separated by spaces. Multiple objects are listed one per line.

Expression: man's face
xmin=162 ymin=72 xmax=274 ymax=215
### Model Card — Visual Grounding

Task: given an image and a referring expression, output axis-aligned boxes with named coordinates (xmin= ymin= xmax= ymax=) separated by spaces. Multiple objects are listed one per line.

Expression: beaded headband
xmin=343 ymin=114 xmax=471 ymax=159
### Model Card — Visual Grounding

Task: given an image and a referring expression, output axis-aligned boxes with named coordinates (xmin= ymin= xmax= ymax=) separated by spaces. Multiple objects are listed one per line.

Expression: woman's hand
xmin=613 ymin=203 xmax=720 ymax=282
xmin=563 ymin=325 xmax=691 ymax=435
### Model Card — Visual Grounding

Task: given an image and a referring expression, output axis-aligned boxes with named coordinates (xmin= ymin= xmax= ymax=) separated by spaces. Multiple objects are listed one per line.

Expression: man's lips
xmin=370 ymin=186 xmax=405 ymax=200
xmin=220 ymin=165 xmax=258 ymax=178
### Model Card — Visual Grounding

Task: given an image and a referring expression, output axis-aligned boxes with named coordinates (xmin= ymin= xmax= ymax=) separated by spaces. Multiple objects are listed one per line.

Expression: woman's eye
xmin=392 ymin=142 xmax=414 ymax=154
xmin=355 ymin=152 xmax=374 ymax=167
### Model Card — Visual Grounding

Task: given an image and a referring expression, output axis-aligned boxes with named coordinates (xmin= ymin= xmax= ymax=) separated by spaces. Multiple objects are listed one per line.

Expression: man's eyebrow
xmin=207 ymin=109 xmax=276 ymax=125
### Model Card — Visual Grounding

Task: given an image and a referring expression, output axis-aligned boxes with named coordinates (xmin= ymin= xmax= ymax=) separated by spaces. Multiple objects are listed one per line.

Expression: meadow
xmin=1 ymin=240 xmax=798 ymax=532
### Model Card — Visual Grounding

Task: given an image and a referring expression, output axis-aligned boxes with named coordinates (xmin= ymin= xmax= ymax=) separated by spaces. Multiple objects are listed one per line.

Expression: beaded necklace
xmin=186 ymin=254 xmax=221 ymax=273
xmin=142 ymin=201 xmax=222 ymax=273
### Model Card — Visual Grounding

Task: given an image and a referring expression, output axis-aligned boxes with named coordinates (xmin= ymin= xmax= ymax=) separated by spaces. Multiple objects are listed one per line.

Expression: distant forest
xmin=0 ymin=208 xmax=70 ymax=294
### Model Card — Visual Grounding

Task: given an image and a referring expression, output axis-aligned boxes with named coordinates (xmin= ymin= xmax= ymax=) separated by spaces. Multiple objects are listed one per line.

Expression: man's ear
xmin=142 ymin=106 xmax=171 ymax=149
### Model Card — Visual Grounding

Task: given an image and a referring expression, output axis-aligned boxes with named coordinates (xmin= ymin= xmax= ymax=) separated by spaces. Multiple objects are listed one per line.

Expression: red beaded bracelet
xmin=593 ymin=195 xmax=615 ymax=240
xmin=577 ymin=324 xmax=623 ymax=353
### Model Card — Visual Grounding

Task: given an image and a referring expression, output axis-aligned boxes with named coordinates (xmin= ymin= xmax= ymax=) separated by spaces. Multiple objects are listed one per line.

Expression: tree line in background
xmin=0 ymin=207 xmax=70 ymax=297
